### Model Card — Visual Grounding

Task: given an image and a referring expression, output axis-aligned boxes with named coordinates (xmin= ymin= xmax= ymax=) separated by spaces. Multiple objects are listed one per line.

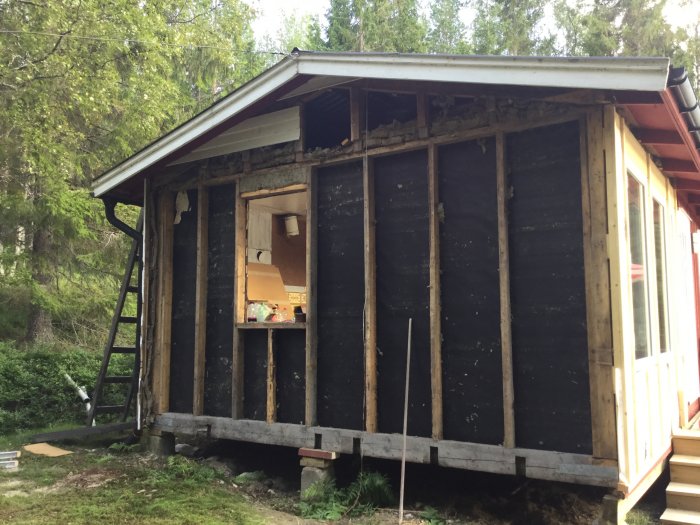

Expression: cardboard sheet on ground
xmin=23 ymin=443 xmax=72 ymax=457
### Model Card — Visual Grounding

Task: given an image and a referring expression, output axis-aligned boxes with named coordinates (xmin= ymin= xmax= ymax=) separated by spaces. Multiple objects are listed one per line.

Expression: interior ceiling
xmin=249 ymin=192 xmax=307 ymax=216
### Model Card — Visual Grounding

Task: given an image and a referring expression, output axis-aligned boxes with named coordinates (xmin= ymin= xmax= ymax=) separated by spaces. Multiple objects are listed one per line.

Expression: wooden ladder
xmin=86 ymin=212 xmax=143 ymax=426
xmin=661 ymin=431 xmax=700 ymax=524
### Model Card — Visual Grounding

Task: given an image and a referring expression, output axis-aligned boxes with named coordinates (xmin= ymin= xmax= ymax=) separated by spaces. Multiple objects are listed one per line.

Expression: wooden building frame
xmin=93 ymin=52 xmax=700 ymax=522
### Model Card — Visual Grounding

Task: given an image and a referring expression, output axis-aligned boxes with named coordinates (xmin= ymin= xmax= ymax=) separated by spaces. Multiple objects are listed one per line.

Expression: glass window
xmin=653 ymin=200 xmax=670 ymax=352
xmin=627 ymin=174 xmax=650 ymax=359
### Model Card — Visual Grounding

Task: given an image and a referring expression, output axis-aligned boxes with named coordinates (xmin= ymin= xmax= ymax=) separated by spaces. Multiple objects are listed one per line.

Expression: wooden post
xmin=140 ymin=178 xmax=153 ymax=426
xmin=193 ymin=186 xmax=209 ymax=416
xmin=582 ymin=113 xmax=618 ymax=460
xmin=417 ymin=93 xmax=429 ymax=139
xmin=428 ymin=144 xmax=443 ymax=440
xmin=364 ymin=156 xmax=378 ymax=432
xmin=267 ymin=329 xmax=277 ymax=423
xmin=496 ymin=132 xmax=515 ymax=449
xmin=305 ymin=169 xmax=318 ymax=426
xmin=604 ymin=105 xmax=633 ymax=482
xmin=232 ymin=187 xmax=247 ymax=419
xmin=154 ymin=191 xmax=174 ymax=414
xmin=350 ymin=87 xmax=364 ymax=152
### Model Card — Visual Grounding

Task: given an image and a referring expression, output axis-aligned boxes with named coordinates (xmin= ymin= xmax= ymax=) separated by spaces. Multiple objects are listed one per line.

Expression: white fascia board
xmin=296 ymin=54 xmax=670 ymax=92
xmin=93 ymin=57 xmax=299 ymax=198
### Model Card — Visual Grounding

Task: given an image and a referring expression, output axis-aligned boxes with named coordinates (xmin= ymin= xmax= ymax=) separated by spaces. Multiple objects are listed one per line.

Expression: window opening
xmin=653 ymin=200 xmax=670 ymax=352
xmin=245 ymin=191 xmax=307 ymax=323
xmin=627 ymin=174 xmax=650 ymax=359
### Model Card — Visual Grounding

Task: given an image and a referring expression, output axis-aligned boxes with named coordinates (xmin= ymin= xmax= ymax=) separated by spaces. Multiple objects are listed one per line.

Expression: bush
xmin=297 ymin=471 xmax=394 ymax=520
xmin=0 ymin=341 xmax=132 ymax=434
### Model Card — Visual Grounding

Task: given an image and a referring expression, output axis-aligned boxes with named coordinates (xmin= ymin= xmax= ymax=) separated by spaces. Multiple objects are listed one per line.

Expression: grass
xmin=0 ymin=430 xmax=267 ymax=525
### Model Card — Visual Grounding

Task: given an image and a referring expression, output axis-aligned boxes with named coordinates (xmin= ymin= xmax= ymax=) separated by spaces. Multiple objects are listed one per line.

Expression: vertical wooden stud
xmin=417 ymin=93 xmax=429 ymax=139
xmin=496 ymin=132 xmax=516 ymax=449
xmin=155 ymin=191 xmax=174 ymax=414
xmin=582 ymin=112 xmax=618 ymax=460
xmin=604 ymin=105 xmax=633 ymax=483
xmin=364 ymin=156 xmax=378 ymax=433
xmin=428 ymin=144 xmax=443 ymax=440
xmin=305 ymin=169 xmax=318 ymax=426
xmin=193 ymin=186 xmax=209 ymax=416
xmin=140 ymin=178 xmax=153 ymax=427
xmin=350 ymin=87 xmax=364 ymax=152
xmin=267 ymin=329 xmax=277 ymax=423
xmin=232 ymin=187 xmax=246 ymax=419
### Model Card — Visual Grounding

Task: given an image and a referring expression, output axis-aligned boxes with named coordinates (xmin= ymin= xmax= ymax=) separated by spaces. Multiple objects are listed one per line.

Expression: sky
xmin=247 ymin=0 xmax=700 ymax=48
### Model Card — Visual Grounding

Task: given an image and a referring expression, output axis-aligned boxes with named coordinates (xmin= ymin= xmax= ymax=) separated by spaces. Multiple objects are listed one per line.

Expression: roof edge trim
xmin=296 ymin=53 xmax=670 ymax=92
xmin=93 ymin=56 xmax=299 ymax=198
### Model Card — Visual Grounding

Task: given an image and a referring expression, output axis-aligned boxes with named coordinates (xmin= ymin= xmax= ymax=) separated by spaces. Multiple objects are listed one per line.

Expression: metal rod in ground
xmin=399 ymin=317 xmax=412 ymax=524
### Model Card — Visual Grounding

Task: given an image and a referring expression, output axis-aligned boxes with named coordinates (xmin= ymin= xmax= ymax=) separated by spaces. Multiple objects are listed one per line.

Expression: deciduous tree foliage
xmin=0 ymin=0 xmax=265 ymax=345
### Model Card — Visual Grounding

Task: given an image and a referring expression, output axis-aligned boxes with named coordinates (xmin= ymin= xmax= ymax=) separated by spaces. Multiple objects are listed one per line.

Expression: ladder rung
xmin=126 ymin=285 xmax=139 ymax=293
xmin=94 ymin=405 xmax=126 ymax=414
xmin=118 ymin=316 xmax=138 ymax=324
xmin=111 ymin=346 xmax=137 ymax=354
xmin=104 ymin=376 xmax=132 ymax=384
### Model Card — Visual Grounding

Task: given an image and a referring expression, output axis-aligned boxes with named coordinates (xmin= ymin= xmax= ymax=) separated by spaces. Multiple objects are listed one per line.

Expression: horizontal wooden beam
xmin=154 ymin=412 xmax=620 ymax=488
xmin=614 ymin=92 xmax=663 ymax=105
xmin=673 ymin=178 xmax=700 ymax=191
xmin=634 ymin=128 xmax=684 ymax=145
xmin=663 ymin=159 xmax=698 ymax=174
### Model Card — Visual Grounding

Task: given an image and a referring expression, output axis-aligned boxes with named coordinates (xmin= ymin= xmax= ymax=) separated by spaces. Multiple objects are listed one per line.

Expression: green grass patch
xmin=0 ymin=436 xmax=266 ymax=525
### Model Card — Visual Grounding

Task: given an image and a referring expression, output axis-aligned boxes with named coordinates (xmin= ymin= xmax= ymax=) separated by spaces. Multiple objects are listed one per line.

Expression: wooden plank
xmin=140 ymin=178 xmax=153 ymax=426
xmin=240 ymin=183 xmax=307 ymax=199
xmin=305 ymin=171 xmax=318 ymax=426
xmin=267 ymin=329 xmax=277 ymax=423
xmin=496 ymin=132 xmax=515 ymax=449
xmin=582 ymin=113 xmax=618 ymax=460
xmin=155 ymin=191 xmax=174 ymax=414
xmin=363 ymin=156 xmax=378 ymax=433
xmin=232 ymin=187 xmax=246 ymax=419
xmin=193 ymin=187 xmax=209 ymax=416
xmin=153 ymin=412 xmax=618 ymax=487
xmin=604 ymin=106 xmax=634 ymax=484
xmin=417 ymin=93 xmax=429 ymax=139
xmin=350 ymin=87 xmax=363 ymax=146
xmin=427 ymin=144 xmax=443 ymax=440
xmin=298 ymin=448 xmax=339 ymax=460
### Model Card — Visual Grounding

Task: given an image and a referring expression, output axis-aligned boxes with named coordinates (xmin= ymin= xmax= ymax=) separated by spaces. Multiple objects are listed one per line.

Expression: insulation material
xmin=275 ymin=329 xmax=306 ymax=424
xmin=204 ymin=184 xmax=235 ymax=417
xmin=438 ymin=138 xmax=503 ymax=444
xmin=316 ymin=161 xmax=365 ymax=430
xmin=243 ymin=330 xmax=268 ymax=421
xmin=375 ymin=150 xmax=432 ymax=438
xmin=507 ymin=120 xmax=592 ymax=455
xmin=169 ymin=189 xmax=198 ymax=413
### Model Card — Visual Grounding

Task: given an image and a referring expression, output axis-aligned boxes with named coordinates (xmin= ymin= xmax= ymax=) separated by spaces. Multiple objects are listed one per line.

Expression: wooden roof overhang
xmin=92 ymin=52 xmax=675 ymax=205
xmin=615 ymin=68 xmax=700 ymax=221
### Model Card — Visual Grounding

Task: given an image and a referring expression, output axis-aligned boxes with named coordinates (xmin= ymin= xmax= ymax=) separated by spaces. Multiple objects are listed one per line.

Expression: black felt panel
xmin=204 ymin=184 xmax=235 ymax=417
xmin=169 ymin=189 xmax=197 ymax=413
xmin=507 ymin=120 xmax=592 ymax=454
xmin=243 ymin=330 xmax=268 ymax=421
xmin=374 ymin=150 xmax=431 ymax=438
xmin=275 ymin=329 xmax=306 ymax=424
xmin=316 ymin=161 xmax=365 ymax=430
xmin=438 ymin=138 xmax=503 ymax=444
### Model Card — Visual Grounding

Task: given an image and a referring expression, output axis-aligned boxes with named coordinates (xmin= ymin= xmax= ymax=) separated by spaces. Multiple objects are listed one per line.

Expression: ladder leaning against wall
xmin=86 ymin=208 xmax=143 ymax=427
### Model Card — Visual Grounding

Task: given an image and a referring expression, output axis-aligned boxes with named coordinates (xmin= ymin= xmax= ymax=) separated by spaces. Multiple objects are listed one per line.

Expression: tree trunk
xmin=26 ymin=225 xmax=53 ymax=343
